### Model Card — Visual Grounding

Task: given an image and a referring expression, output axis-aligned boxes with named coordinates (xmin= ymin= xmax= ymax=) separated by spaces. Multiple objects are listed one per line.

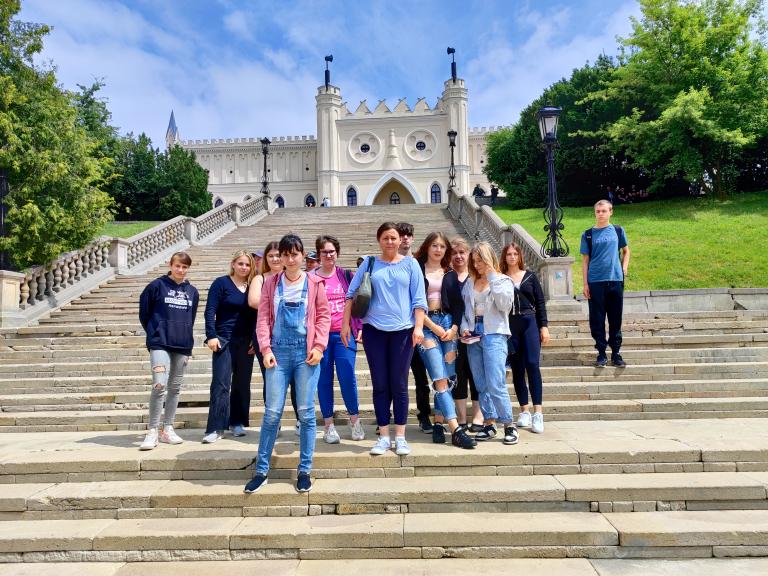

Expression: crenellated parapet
xmin=180 ymin=135 xmax=317 ymax=147
xmin=342 ymin=96 xmax=445 ymax=119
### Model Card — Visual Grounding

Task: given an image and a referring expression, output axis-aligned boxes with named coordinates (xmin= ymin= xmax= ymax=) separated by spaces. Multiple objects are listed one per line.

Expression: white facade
xmin=179 ymin=77 xmax=500 ymax=208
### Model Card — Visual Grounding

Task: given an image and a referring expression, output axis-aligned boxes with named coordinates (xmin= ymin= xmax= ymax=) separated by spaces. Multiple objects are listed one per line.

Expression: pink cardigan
xmin=256 ymin=272 xmax=331 ymax=356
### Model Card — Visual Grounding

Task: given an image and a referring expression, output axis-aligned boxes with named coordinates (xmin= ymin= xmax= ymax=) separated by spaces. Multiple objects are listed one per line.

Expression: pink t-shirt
xmin=322 ymin=271 xmax=346 ymax=332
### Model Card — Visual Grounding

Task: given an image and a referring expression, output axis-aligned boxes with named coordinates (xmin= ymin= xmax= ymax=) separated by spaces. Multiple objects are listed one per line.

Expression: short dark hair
xmin=376 ymin=222 xmax=400 ymax=240
xmin=278 ymin=234 xmax=304 ymax=255
xmin=316 ymin=234 xmax=340 ymax=254
xmin=396 ymin=222 xmax=414 ymax=236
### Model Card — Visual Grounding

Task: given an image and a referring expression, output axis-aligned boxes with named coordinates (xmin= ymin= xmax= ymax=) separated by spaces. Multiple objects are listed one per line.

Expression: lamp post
xmin=536 ymin=106 xmax=569 ymax=258
xmin=0 ymin=169 xmax=9 ymax=270
xmin=447 ymin=47 xmax=456 ymax=83
xmin=260 ymin=137 xmax=270 ymax=198
xmin=447 ymin=130 xmax=457 ymax=193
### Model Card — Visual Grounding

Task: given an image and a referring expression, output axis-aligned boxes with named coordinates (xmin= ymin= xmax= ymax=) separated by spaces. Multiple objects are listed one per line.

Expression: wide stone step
xmin=2 ymin=510 xmax=768 ymax=560
xmin=1 ymin=472 xmax=766 ymax=521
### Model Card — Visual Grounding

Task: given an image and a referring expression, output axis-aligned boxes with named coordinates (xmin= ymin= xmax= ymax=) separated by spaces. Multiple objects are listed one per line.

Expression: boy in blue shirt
xmin=580 ymin=200 xmax=631 ymax=367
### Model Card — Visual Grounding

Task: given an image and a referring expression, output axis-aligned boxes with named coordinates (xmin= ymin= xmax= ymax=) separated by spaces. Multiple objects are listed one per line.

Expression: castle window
xmin=389 ymin=192 xmax=401 ymax=205
xmin=275 ymin=195 xmax=285 ymax=208
xmin=360 ymin=143 xmax=370 ymax=154
xmin=416 ymin=141 xmax=426 ymax=151
xmin=430 ymin=183 xmax=442 ymax=204
xmin=214 ymin=198 xmax=224 ymax=208
xmin=347 ymin=188 xmax=358 ymax=206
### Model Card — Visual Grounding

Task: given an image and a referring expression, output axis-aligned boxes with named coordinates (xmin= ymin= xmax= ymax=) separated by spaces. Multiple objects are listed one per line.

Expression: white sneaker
xmin=202 ymin=431 xmax=222 ymax=444
xmin=531 ymin=412 xmax=544 ymax=434
xmin=516 ymin=411 xmax=532 ymax=428
xmin=231 ymin=425 xmax=247 ymax=437
xmin=294 ymin=421 xmax=301 ymax=436
xmin=350 ymin=419 xmax=365 ymax=441
xmin=159 ymin=426 xmax=183 ymax=445
xmin=370 ymin=437 xmax=391 ymax=455
xmin=323 ymin=424 xmax=341 ymax=444
xmin=394 ymin=437 xmax=411 ymax=455
xmin=140 ymin=429 xmax=158 ymax=450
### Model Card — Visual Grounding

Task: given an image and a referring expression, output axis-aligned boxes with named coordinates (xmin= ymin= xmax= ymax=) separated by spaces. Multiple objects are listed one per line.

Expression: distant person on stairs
xmin=245 ymin=234 xmax=330 ymax=495
xmin=580 ymin=200 xmax=630 ymax=368
xmin=138 ymin=252 xmax=199 ymax=450
xmin=203 ymin=250 xmax=257 ymax=444
xmin=342 ymin=222 xmax=427 ymax=457
xmin=313 ymin=234 xmax=365 ymax=444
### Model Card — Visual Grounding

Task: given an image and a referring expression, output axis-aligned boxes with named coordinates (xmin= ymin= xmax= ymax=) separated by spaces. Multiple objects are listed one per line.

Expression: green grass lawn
xmin=99 ymin=221 xmax=163 ymax=239
xmin=493 ymin=191 xmax=768 ymax=291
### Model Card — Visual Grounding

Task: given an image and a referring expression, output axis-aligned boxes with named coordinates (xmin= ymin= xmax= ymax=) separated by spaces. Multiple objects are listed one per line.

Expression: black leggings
xmin=452 ymin=341 xmax=478 ymax=401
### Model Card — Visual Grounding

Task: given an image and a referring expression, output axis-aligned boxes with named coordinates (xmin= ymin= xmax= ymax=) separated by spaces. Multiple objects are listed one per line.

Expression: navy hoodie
xmin=139 ymin=275 xmax=200 ymax=355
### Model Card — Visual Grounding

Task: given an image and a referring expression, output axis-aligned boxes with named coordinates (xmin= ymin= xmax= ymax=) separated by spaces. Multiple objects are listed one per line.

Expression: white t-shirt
xmin=273 ymin=275 xmax=308 ymax=326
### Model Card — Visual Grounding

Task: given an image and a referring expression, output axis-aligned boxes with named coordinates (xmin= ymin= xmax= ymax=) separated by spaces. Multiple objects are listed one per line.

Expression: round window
xmin=415 ymin=141 xmax=426 ymax=151
xmin=360 ymin=143 xmax=371 ymax=154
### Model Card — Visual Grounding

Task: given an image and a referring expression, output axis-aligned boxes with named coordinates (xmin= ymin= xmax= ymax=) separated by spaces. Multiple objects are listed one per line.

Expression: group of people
xmin=136 ymin=199 xmax=629 ymax=495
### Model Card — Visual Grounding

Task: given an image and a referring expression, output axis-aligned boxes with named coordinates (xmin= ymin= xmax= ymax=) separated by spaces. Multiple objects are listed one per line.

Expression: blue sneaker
xmin=595 ymin=354 xmax=608 ymax=368
xmin=296 ymin=472 xmax=312 ymax=493
xmin=243 ymin=474 xmax=268 ymax=494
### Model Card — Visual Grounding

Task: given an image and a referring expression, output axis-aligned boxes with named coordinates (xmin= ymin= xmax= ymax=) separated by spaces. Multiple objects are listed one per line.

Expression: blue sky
xmin=20 ymin=0 xmax=644 ymax=146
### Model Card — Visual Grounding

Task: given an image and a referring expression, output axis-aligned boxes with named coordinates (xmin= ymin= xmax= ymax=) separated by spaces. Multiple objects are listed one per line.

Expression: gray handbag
xmin=351 ymin=256 xmax=375 ymax=318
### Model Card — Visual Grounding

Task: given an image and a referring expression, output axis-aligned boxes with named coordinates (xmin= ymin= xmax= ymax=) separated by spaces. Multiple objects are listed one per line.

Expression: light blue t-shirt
xmin=346 ymin=256 xmax=427 ymax=331
xmin=580 ymin=225 xmax=628 ymax=283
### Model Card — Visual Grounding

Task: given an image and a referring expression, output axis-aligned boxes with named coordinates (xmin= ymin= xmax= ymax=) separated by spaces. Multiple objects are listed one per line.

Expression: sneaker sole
xmin=243 ymin=477 xmax=268 ymax=494
xmin=296 ymin=482 xmax=313 ymax=494
xmin=139 ymin=444 xmax=157 ymax=451
xmin=503 ymin=437 xmax=519 ymax=445
xmin=324 ymin=438 xmax=341 ymax=444
xmin=159 ymin=438 xmax=184 ymax=445
xmin=474 ymin=434 xmax=496 ymax=442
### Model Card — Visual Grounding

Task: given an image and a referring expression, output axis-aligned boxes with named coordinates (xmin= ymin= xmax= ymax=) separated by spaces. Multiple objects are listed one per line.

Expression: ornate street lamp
xmin=0 ymin=168 xmax=10 ymax=270
xmin=447 ymin=47 xmax=457 ymax=83
xmin=447 ymin=130 xmax=457 ymax=193
xmin=536 ymin=106 xmax=569 ymax=258
xmin=260 ymin=137 xmax=271 ymax=198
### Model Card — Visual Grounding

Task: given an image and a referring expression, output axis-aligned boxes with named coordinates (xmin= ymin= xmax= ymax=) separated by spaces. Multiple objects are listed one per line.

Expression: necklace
xmin=285 ymin=272 xmax=303 ymax=283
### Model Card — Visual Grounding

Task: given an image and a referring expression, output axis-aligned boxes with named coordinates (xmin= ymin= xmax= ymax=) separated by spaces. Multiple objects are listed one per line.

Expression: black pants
xmin=411 ymin=349 xmax=431 ymax=420
xmin=206 ymin=338 xmax=254 ymax=433
xmin=452 ymin=341 xmax=478 ymax=401
xmin=588 ymin=280 xmax=624 ymax=355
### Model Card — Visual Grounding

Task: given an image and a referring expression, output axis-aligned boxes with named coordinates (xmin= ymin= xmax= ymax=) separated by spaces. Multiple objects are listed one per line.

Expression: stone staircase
xmin=0 ymin=205 xmax=767 ymax=574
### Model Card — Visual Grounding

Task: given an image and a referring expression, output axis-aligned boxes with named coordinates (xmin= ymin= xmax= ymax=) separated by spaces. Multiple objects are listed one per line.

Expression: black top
xmin=509 ymin=270 xmax=548 ymax=328
xmin=139 ymin=275 xmax=199 ymax=355
xmin=204 ymin=276 xmax=256 ymax=344
xmin=419 ymin=261 xmax=464 ymax=327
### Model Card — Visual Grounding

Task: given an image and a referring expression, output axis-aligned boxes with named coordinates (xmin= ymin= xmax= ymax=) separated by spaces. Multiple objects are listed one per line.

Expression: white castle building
xmin=172 ymin=72 xmax=499 ymax=208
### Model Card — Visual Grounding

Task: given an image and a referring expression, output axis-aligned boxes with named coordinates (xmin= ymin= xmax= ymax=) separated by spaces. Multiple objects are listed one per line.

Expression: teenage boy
xmin=396 ymin=221 xmax=433 ymax=433
xmin=580 ymin=200 xmax=630 ymax=368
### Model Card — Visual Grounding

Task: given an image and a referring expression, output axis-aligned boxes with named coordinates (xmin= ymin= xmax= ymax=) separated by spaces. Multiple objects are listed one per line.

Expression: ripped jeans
xmin=148 ymin=349 xmax=188 ymax=429
xmin=417 ymin=311 xmax=458 ymax=422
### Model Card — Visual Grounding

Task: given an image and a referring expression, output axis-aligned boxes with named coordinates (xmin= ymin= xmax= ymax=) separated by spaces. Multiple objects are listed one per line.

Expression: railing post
xmin=184 ymin=218 xmax=198 ymax=245
xmin=231 ymin=204 xmax=242 ymax=225
xmin=0 ymin=270 xmax=26 ymax=327
xmin=108 ymin=239 xmax=130 ymax=274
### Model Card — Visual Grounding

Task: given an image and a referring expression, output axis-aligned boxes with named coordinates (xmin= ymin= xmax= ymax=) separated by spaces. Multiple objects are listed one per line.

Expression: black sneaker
xmin=503 ymin=426 xmax=519 ymax=445
xmin=418 ymin=417 xmax=434 ymax=434
xmin=611 ymin=353 xmax=627 ymax=367
xmin=595 ymin=353 xmax=608 ymax=368
xmin=474 ymin=424 xmax=497 ymax=441
xmin=432 ymin=422 xmax=446 ymax=444
xmin=244 ymin=474 xmax=268 ymax=494
xmin=452 ymin=427 xmax=477 ymax=449
xmin=296 ymin=472 xmax=312 ymax=493
xmin=468 ymin=423 xmax=485 ymax=433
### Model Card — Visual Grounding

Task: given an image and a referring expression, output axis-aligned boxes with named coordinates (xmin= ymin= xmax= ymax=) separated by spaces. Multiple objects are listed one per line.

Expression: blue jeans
xmin=256 ymin=337 xmax=320 ymax=475
xmin=467 ymin=333 xmax=513 ymax=425
xmin=418 ymin=312 xmax=458 ymax=422
xmin=318 ymin=332 xmax=360 ymax=419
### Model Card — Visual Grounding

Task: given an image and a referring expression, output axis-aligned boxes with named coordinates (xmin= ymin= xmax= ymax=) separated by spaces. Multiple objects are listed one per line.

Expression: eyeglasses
xmin=320 ymin=250 xmax=336 ymax=256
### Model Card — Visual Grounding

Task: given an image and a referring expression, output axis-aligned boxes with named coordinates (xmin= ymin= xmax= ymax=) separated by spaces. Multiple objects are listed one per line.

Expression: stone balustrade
xmin=447 ymin=188 xmax=576 ymax=305
xmin=0 ymin=195 xmax=272 ymax=327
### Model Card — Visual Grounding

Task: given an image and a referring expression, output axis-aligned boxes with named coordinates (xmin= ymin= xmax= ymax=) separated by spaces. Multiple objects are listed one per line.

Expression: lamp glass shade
xmin=447 ymin=130 xmax=457 ymax=147
xmin=536 ymin=107 xmax=561 ymax=141
xmin=260 ymin=137 xmax=271 ymax=154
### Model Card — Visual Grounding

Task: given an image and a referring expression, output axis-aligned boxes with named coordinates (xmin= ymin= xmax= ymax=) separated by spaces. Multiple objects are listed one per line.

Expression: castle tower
xmin=316 ymin=85 xmax=343 ymax=205
xmin=441 ymin=78 xmax=470 ymax=195
xmin=165 ymin=111 xmax=179 ymax=150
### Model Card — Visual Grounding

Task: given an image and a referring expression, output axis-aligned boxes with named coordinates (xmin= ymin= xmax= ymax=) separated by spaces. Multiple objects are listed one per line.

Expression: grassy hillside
xmin=99 ymin=221 xmax=162 ymax=239
xmin=493 ymin=192 xmax=768 ymax=291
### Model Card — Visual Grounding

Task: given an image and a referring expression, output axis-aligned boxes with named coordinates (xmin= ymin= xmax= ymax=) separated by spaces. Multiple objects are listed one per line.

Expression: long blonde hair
xmin=229 ymin=250 xmax=256 ymax=285
xmin=468 ymin=242 xmax=500 ymax=281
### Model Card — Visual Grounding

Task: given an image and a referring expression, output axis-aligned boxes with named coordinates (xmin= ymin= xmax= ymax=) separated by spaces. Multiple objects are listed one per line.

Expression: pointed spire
xmin=166 ymin=110 xmax=179 ymax=149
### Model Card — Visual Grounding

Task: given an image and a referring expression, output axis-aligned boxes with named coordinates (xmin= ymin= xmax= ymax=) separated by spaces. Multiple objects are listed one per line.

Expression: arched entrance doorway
xmin=371 ymin=178 xmax=415 ymax=205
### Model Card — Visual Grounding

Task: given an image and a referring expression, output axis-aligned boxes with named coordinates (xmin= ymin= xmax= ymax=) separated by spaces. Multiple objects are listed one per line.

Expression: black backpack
xmin=584 ymin=224 xmax=623 ymax=257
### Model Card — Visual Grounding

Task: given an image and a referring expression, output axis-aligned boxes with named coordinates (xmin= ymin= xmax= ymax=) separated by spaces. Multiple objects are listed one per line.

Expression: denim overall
xmin=255 ymin=276 xmax=320 ymax=475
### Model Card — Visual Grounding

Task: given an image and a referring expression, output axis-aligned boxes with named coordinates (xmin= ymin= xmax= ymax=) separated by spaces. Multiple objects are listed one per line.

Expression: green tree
xmin=485 ymin=56 xmax=639 ymax=208
xmin=109 ymin=133 xmax=159 ymax=220
xmin=593 ymin=0 xmax=768 ymax=199
xmin=157 ymin=145 xmax=211 ymax=219
xmin=0 ymin=0 xmax=113 ymax=269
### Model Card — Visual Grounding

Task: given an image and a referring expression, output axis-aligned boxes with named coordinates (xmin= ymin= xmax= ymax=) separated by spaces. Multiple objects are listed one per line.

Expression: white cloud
xmin=223 ymin=10 xmax=253 ymax=41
